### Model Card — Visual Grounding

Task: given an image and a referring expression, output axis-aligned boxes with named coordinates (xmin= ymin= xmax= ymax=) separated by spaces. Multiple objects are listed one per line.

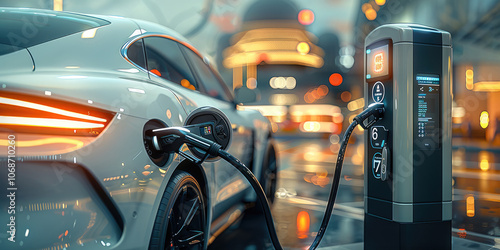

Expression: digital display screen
xmin=366 ymin=44 xmax=389 ymax=79
xmin=200 ymin=125 xmax=212 ymax=136
xmin=416 ymin=74 xmax=440 ymax=149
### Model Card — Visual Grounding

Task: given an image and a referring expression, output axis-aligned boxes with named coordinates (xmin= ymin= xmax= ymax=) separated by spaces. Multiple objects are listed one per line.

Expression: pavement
xmin=209 ymin=136 xmax=500 ymax=250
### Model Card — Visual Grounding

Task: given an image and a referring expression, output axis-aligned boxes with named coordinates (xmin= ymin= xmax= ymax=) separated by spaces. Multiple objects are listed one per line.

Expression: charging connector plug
xmin=354 ymin=102 xmax=385 ymax=129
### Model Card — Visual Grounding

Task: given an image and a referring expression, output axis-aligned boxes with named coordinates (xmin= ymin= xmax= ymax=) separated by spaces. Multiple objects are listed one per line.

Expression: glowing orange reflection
xmin=458 ymin=228 xmax=467 ymax=238
xmin=466 ymin=195 xmax=475 ymax=217
xmin=478 ymin=151 xmax=490 ymax=171
xmin=297 ymin=211 xmax=310 ymax=239
xmin=150 ymin=69 xmax=161 ymax=77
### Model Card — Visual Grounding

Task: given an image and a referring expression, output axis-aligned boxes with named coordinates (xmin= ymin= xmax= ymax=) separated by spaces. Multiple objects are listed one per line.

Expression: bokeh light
xmin=466 ymin=195 xmax=475 ymax=217
xmin=480 ymin=111 xmax=489 ymax=129
xmin=247 ymin=78 xmax=257 ymax=89
xmin=365 ymin=8 xmax=377 ymax=20
xmin=317 ymin=85 xmax=329 ymax=96
xmin=329 ymin=73 xmax=343 ymax=86
xmin=298 ymin=9 xmax=315 ymax=25
xmin=285 ymin=77 xmax=297 ymax=89
xmin=466 ymin=68 xmax=474 ymax=90
xmin=361 ymin=3 xmax=372 ymax=13
xmin=341 ymin=91 xmax=352 ymax=102
xmin=297 ymin=42 xmax=310 ymax=55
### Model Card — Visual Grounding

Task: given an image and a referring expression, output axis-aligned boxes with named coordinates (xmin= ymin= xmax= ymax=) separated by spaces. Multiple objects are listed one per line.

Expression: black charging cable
xmin=148 ymin=102 xmax=385 ymax=250
xmin=309 ymin=102 xmax=384 ymax=249
xmin=217 ymin=149 xmax=282 ymax=249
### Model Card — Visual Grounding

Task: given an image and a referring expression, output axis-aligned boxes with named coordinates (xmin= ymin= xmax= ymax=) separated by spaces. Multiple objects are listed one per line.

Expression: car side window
xmin=181 ymin=47 xmax=232 ymax=102
xmin=142 ymin=37 xmax=198 ymax=91
xmin=126 ymin=38 xmax=146 ymax=69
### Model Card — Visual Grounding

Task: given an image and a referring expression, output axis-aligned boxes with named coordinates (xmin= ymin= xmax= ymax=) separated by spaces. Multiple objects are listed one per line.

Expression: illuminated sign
xmin=366 ymin=44 xmax=389 ymax=79
xmin=373 ymin=52 xmax=384 ymax=73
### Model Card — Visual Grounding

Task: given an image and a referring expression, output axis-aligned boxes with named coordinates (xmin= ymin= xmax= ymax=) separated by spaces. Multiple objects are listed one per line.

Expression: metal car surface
xmin=0 ymin=8 xmax=277 ymax=250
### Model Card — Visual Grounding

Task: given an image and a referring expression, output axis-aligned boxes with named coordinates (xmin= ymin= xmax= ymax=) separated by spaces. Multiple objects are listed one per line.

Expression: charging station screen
xmin=366 ymin=44 xmax=389 ymax=79
xmin=416 ymin=74 xmax=440 ymax=149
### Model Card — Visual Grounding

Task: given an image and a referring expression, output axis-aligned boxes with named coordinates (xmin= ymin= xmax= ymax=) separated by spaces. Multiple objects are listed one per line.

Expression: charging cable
xmin=148 ymin=102 xmax=384 ymax=250
xmin=309 ymin=102 xmax=384 ymax=249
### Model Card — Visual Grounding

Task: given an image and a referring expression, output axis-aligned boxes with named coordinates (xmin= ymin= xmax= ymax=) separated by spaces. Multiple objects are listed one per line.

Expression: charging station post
xmin=364 ymin=24 xmax=452 ymax=249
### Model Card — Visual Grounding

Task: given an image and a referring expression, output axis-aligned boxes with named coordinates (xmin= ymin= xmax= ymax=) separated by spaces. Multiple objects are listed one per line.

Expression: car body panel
xmin=0 ymin=49 xmax=34 ymax=73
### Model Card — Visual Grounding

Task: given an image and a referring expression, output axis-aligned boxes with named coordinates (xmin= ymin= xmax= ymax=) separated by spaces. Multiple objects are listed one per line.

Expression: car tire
xmin=149 ymin=170 xmax=206 ymax=250
xmin=261 ymin=143 xmax=278 ymax=205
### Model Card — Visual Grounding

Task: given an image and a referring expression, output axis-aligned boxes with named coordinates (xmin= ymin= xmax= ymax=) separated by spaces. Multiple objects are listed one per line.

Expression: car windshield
xmin=0 ymin=8 xmax=109 ymax=55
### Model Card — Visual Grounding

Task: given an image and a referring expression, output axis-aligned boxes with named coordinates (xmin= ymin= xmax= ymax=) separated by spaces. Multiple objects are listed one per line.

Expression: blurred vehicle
xmin=0 ymin=8 xmax=277 ymax=250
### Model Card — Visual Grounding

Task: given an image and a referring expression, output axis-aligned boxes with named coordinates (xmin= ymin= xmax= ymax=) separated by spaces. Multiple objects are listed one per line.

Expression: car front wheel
xmin=149 ymin=170 xmax=206 ymax=250
xmin=261 ymin=143 xmax=278 ymax=205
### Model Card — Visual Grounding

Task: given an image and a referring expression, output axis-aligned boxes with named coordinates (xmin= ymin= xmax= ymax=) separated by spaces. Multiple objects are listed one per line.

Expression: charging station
xmin=144 ymin=25 xmax=452 ymax=250
xmin=364 ymin=24 xmax=452 ymax=249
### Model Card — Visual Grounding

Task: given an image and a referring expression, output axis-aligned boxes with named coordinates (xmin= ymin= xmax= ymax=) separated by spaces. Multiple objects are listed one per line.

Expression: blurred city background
xmin=2 ymin=0 xmax=500 ymax=249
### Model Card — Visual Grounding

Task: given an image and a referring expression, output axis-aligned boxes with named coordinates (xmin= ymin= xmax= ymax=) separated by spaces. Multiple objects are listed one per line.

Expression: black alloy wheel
xmin=150 ymin=170 xmax=206 ymax=250
xmin=261 ymin=144 xmax=278 ymax=205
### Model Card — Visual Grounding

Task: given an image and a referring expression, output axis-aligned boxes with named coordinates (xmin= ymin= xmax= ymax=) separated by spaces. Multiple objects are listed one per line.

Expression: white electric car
xmin=0 ymin=8 xmax=277 ymax=250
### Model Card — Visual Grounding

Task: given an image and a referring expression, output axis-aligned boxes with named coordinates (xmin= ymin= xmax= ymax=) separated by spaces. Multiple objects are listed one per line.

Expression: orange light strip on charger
xmin=0 ymin=116 xmax=105 ymax=129
xmin=0 ymin=97 xmax=107 ymax=122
